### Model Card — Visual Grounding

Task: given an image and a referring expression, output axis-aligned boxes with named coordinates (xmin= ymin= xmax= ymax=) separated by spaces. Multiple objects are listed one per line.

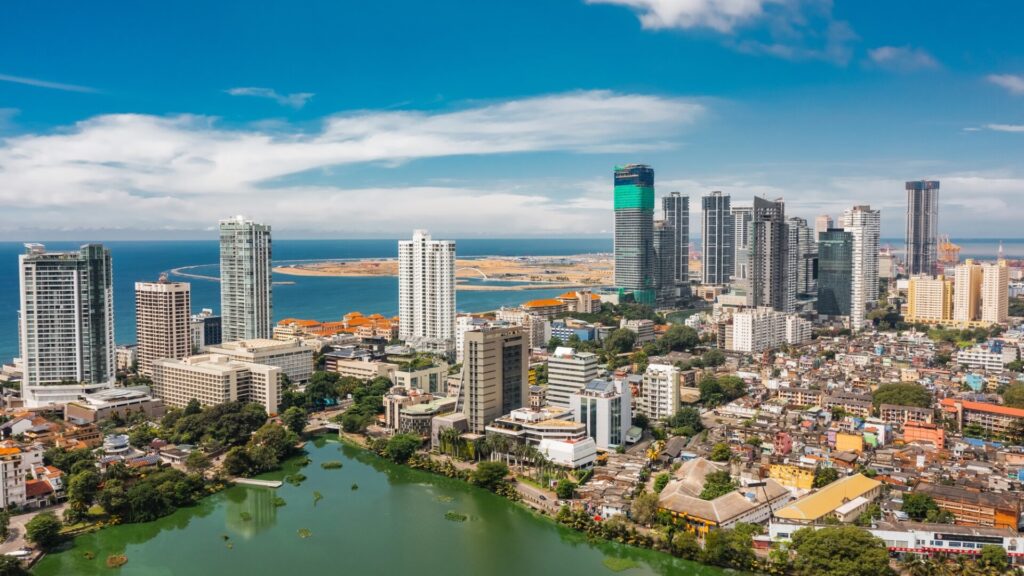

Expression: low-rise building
xmin=902 ymin=421 xmax=945 ymax=447
xmin=204 ymin=339 xmax=314 ymax=384
xmin=941 ymin=397 xmax=1024 ymax=437
xmin=916 ymin=483 xmax=1021 ymax=530
xmin=569 ymin=378 xmax=631 ymax=450
xmin=956 ymin=341 xmax=1017 ymax=373
xmin=879 ymin=403 xmax=934 ymax=425
xmin=485 ymin=406 xmax=586 ymax=446
xmin=621 ymin=319 xmax=656 ymax=345
xmin=64 ymin=387 xmax=166 ymax=424
xmin=152 ymin=354 xmax=281 ymax=414
xmin=772 ymin=474 xmax=882 ymax=525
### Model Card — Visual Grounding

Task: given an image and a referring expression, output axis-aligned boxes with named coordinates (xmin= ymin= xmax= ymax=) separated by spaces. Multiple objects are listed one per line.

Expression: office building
xmin=638 ymin=364 xmax=680 ymax=422
xmin=19 ymin=244 xmax=115 ymax=407
xmin=204 ymin=339 xmax=313 ymax=384
xmin=748 ymin=197 xmax=792 ymax=311
xmin=398 ymin=229 xmax=456 ymax=353
xmin=816 ymin=229 xmax=853 ymax=318
xmin=458 ymin=327 xmax=528 ymax=434
xmin=546 ymin=347 xmax=600 ymax=410
xmin=613 ymin=164 xmax=656 ymax=305
xmin=701 ymin=191 xmax=733 ymax=285
xmin=190 ymin=309 xmax=222 ymax=351
xmin=152 ymin=354 xmax=281 ymax=414
xmin=729 ymin=307 xmax=811 ymax=353
xmin=731 ymin=203 xmax=753 ymax=284
xmin=662 ymin=192 xmax=690 ymax=292
xmin=788 ymin=217 xmax=817 ymax=298
xmin=570 ymin=378 xmax=631 ymax=450
xmin=906 ymin=275 xmax=953 ymax=324
xmin=814 ymin=214 xmax=833 ymax=237
xmin=220 ymin=215 xmax=273 ymax=341
xmin=906 ymin=180 xmax=940 ymax=276
xmin=840 ymin=205 xmax=880 ymax=330
xmin=135 ymin=277 xmax=192 ymax=377
xmin=652 ymin=220 xmax=677 ymax=306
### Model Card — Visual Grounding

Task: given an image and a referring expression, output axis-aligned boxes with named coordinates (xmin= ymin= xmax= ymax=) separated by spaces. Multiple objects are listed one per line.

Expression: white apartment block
xmin=569 ymin=378 xmax=632 ymax=449
xmin=495 ymin=307 xmax=550 ymax=351
xmin=956 ymin=342 xmax=1018 ymax=373
xmin=730 ymin=307 xmax=809 ymax=353
xmin=840 ymin=205 xmax=880 ymax=331
xmin=0 ymin=448 xmax=26 ymax=509
xmin=204 ymin=339 xmax=313 ymax=384
xmin=398 ymin=230 xmax=456 ymax=354
xmin=152 ymin=354 xmax=281 ymax=414
xmin=19 ymin=243 xmax=115 ymax=407
xmin=786 ymin=315 xmax=813 ymax=346
xmin=220 ymin=216 xmax=273 ymax=341
xmin=639 ymin=364 xmax=680 ymax=422
xmin=135 ymin=278 xmax=192 ymax=377
xmin=546 ymin=347 xmax=599 ymax=409
xmin=981 ymin=260 xmax=1009 ymax=324
xmin=620 ymin=319 xmax=656 ymax=344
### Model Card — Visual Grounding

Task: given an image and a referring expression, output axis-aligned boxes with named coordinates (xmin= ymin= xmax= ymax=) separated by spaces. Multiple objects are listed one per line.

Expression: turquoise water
xmin=0 ymin=238 xmax=613 ymax=362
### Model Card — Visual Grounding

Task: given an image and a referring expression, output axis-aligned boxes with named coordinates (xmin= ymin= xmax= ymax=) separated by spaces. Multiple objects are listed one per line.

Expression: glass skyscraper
xmin=613 ymin=164 xmax=655 ymax=305
xmin=817 ymin=229 xmax=854 ymax=317
xmin=220 ymin=215 xmax=273 ymax=341
xmin=662 ymin=192 xmax=690 ymax=288
xmin=906 ymin=180 xmax=940 ymax=276
xmin=701 ymin=191 xmax=733 ymax=285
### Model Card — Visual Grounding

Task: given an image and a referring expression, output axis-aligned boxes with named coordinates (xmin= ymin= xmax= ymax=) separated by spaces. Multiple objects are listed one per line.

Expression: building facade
xmin=614 ymin=164 xmax=656 ymax=305
xmin=638 ymin=364 xmax=680 ymax=422
xmin=652 ymin=220 xmax=677 ymax=306
xmin=662 ymin=192 xmax=690 ymax=291
xmin=19 ymin=243 xmax=115 ymax=406
xmin=747 ymin=197 xmax=792 ymax=312
xmin=547 ymin=348 xmax=600 ymax=410
xmin=906 ymin=180 xmax=940 ymax=276
xmin=458 ymin=327 xmax=528 ymax=434
xmin=135 ymin=277 xmax=192 ymax=377
xmin=840 ymin=205 xmax=881 ymax=331
xmin=570 ymin=378 xmax=631 ymax=450
xmin=702 ymin=191 xmax=733 ymax=285
xmin=398 ymin=229 xmax=456 ymax=353
xmin=906 ymin=275 xmax=954 ymax=324
xmin=204 ymin=339 xmax=313 ymax=384
xmin=152 ymin=354 xmax=281 ymax=414
xmin=219 ymin=216 xmax=273 ymax=341
xmin=817 ymin=228 xmax=854 ymax=318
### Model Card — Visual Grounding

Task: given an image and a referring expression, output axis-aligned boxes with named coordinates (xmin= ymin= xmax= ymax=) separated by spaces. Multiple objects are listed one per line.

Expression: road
xmin=0 ymin=503 xmax=68 ymax=555
xmin=515 ymin=480 xmax=559 ymax=514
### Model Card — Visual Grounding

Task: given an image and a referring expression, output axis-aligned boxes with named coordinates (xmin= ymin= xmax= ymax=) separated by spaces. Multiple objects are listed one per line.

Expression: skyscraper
xmin=135 ymin=277 xmax=192 ymax=377
xmin=398 ymin=229 xmax=456 ymax=352
xmin=614 ymin=164 xmax=656 ymax=305
xmin=906 ymin=180 xmax=940 ymax=276
xmin=748 ymin=197 xmax=792 ymax=311
xmin=981 ymin=260 xmax=1009 ymax=325
xmin=652 ymin=220 xmax=677 ymax=306
xmin=731 ymin=203 xmax=753 ymax=284
xmin=954 ymin=259 xmax=1009 ymax=326
xmin=701 ymin=191 xmax=733 ymax=285
xmin=458 ymin=327 xmax=528 ymax=433
xmin=662 ymin=192 xmax=690 ymax=290
xmin=19 ymin=243 xmax=115 ymax=406
xmin=814 ymin=215 xmax=833 ymax=238
xmin=788 ymin=217 xmax=817 ymax=298
xmin=220 ymin=216 xmax=273 ymax=341
xmin=816 ymin=229 xmax=854 ymax=317
xmin=840 ymin=205 xmax=881 ymax=330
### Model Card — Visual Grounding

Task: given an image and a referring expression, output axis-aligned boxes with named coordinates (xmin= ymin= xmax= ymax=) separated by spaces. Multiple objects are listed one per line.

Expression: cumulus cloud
xmin=585 ymin=0 xmax=780 ymax=33
xmin=0 ymin=91 xmax=703 ymax=236
xmin=226 ymin=87 xmax=315 ymax=108
xmin=987 ymin=74 xmax=1024 ymax=95
xmin=0 ymin=72 xmax=98 ymax=93
xmin=984 ymin=124 xmax=1024 ymax=133
xmin=867 ymin=46 xmax=939 ymax=71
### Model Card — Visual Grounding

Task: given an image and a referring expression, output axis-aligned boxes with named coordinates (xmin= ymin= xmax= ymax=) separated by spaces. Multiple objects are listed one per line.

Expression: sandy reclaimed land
xmin=273 ymin=255 xmax=613 ymax=289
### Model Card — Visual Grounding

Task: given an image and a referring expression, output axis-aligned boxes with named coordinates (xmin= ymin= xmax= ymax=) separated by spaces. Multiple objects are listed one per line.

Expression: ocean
xmin=0 ymin=238 xmax=613 ymax=363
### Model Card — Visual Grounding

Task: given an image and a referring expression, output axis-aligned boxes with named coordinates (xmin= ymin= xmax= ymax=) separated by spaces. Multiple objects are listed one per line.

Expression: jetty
xmin=233 ymin=478 xmax=283 ymax=488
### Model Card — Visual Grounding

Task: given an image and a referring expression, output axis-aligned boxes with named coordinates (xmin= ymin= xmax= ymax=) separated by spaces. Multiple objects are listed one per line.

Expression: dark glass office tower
xmin=662 ymin=192 xmax=690 ymax=290
xmin=614 ymin=164 xmax=655 ymax=305
xmin=817 ymin=228 xmax=854 ymax=317
xmin=905 ymin=180 xmax=940 ymax=276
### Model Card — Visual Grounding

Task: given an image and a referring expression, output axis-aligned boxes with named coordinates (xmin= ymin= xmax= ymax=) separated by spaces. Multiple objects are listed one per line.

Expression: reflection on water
xmin=223 ymin=486 xmax=278 ymax=538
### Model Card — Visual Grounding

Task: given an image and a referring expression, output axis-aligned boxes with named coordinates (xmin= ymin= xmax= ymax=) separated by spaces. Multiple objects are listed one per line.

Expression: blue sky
xmin=1 ymin=0 xmax=1022 ymax=239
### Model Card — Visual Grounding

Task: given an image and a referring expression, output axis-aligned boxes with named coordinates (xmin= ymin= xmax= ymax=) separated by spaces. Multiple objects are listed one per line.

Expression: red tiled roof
xmin=25 ymin=479 xmax=52 ymax=498
xmin=940 ymin=397 xmax=1024 ymax=418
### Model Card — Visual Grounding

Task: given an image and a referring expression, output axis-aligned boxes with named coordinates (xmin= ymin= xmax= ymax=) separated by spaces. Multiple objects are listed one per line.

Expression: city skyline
xmin=1 ymin=1 xmax=1023 ymax=239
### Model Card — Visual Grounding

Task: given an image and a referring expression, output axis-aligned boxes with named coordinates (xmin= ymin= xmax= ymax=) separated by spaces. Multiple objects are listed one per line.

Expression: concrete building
xmin=956 ymin=259 xmax=1010 ymax=326
xmin=190 ymin=308 xmax=222 ymax=351
xmin=731 ymin=203 xmax=752 ymax=285
xmin=840 ymin=205 xmax=880 ymax=330
xmin=65 ymin=387 xmax=166 ymax=424
xmin=814 ymin=214 xmax=833 ymax=237
xmin=457 ymin=327 xmax=528 ymax=434
xmin=916 ymin=483 xmax=1020 ymax=530
xmin=399 ymin=229 xmax=456 ymax=354
xmin=981 ymin=260 xmax=1009 ymax=324
xmin=747 ymin=197 xmax=792 ymax=312
xmin=495 ymin=307 xmax=549 ymax=351
xmin=772 ymin=473 xmax=882 ymax=525
xmin=790 ymin=217 xmax=817 ymax=298
xmin=638 ymin=364 xmax=680 ymax=422
xmin=906 ymin=180 xmax=940 ymax=276
xmin=940 ymin=397 xmax=1024 ymax=437
xmin=614 ymin=164 xmax=656 ymax=305
xmin=219 ymin=215 xmax=273 ymax=341
xmin=152 ymin=354 xmax=281 ymax=414
xmin=956 ymin=341 xmax=1017 ymax=373
xmin=135 ymin=277 xmax=192 ymax=377
xmin=19 ymin=243 xmax=115 ymax=407
xmin=816 ymin=228 xmax=853 ymax=319
xmin=547 ymin=348 xmax=600 ymax=410
xmin=486 ymin=405 xmax=586 ymax=446
xmin=662 ymin=192 xmax=690 ymax=293
xmin=621 ymin=318 xmax=656 ymax=344
xmin=204 ymin=339 xmax=313 ymax=384
xmin=730 ymin=307 xmax=810 ymax=353
xmin=569 ymin=378 xmax=631 ymax=450
xmin=906 ymin=275 xmax=953 ymax=324
xmin=702 ymin=191 xmax=733 ymax=285
xmin=652 ymin=219 xmax=677 ymax=306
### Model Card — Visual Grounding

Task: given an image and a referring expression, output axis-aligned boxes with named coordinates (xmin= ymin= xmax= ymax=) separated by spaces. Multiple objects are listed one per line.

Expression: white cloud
xmin=0 ymin=91 xmax=703 ymax=236
xmin=226 ymin=87 xmax=315 ymax=109
xmin=987 ymin=74 xmax=1024 ymax=95
xmin=985 ymin=124 xmax=1024 ymax=133
xmin=585 ymin=0 xmax=779 ymax=33
xmin=867 ymin=46 xmax=939 ymax=71
xmin=0 ymin=72 xmax=97 ymax=93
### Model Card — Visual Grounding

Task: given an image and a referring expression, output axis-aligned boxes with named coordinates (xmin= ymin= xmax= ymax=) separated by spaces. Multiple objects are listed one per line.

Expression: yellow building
xmin=835 ymin=432 xmax=864 ymax=454
xmin=769 ymin=464 xmax=814 ymax=490
xmin=773 ymin=473 xmax=882 ymax=525
xmin=906 ymin=274 xmax=953 ymax=325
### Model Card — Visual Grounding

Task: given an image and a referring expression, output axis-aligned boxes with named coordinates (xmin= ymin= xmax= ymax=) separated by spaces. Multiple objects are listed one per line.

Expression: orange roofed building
xmin=522 ymin=299 xmax=568 ymax=320
xmin=556 ymin=290 xmax=600 ymax=314
xmin=901 ymin=421 xmax=945 ymax=448
xmin=940 ymin=397 xmax=1024 ymax=436
xmin=275 ymin=313 xmax=399 ymax=340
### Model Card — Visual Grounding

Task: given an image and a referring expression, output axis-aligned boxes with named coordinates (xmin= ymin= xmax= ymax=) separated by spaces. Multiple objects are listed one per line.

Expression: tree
xmin=1003 ymin=383 xmax=1024 ymax=408
xmin=0 ymin=556 xmax=28 ymax=576
xmin=185 ymin=450 xmax=211 ymax=474
xmin=666 ymin=407 xmax=704 ymax=437
xmin=0 ymin=509 xmax=9 ymax=541
xmin=604 ymin=329 xmax=637 ymax=355
xmin=223 ymin=446 xmax=253 ymax=477
xmin=701 ymin=349 xmax=726 ymax=367
xmin=812 ymin=465 xmax=840 ymax=488
xmin=546 ymin=336 xmax=564 ymax=352
xmin=902 ymin=492 xmax=940 ymax=521
xmin=630 ymin=491 xmax=659 ymax=526
xmin=871 ymin=382 xmax=932 ymax=409
xmin=699 ymin=375 xmax=746 ymax=407
xmin=660 ymin=325 xmax=699 ymax=352
xmin=978 ymin=544 xmax=1010 ymax=572
xmin=671 ymin=530 xmax=700 ymax=560
xmin=25 ymin=512 xmax=62 ymax=550
xmin=384 ymin=434 xmax=421 ymax=464
xmin=790 ymin=526 xmax=895 ymax=576
xmin=471 ymin=461 xmax=509 ymax=492
xmin=699 ymin=470 xmax=737 ymax=500
xmin=281 ymin=406 xmax=308 ymax=435
xmin=184 ymin=398 xmax=202 ymax=416
xmin=632 ymin=413 xmax=650 ymax=431
xmin=701 ymin=528 xmax=755 ymax=571
xmin=653 ymin=472 xmax=671 ymax=493
xmin=66 ymin=469 xmax=101 ymax=520
xmin=555 ymin=479 xmax=576 ymax=500
xmin=709 ymin=442 xmax=731 ymax=462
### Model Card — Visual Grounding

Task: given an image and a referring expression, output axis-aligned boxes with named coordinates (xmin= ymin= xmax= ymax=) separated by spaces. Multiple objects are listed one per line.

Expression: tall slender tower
xmin=749 ymin=197 xmax=791 ymax=311
xmin=816 ymin=229 xmax=854 ymax=317
xmin=840 ymin=205 xmax=881 ymax=330
xmin=814 ymin=215 xmax=833 ymax=238
xmin=731 ymin=204 xmax=753 ymax=284
xmin=652 ymin=220 xmax=677 ymax=306
xmin=614 ymin=164 xmax=655 ymax=305
xmin=398 ymin=229 xmax=456 ymax=353
xmin=906 ymin=180 xmax=940 ymax=276
xmin=135 ymin=276 xmax=192 ymax=377
xmin=662 ymin=192 xmax=690 ymax=291
xmin=19 ymin=243 xmax=115 ymax=406
xmin=220 ymin=215 xmax=273 ymax=341
xmin=459 ymin=327 xmax=527 ymax=433
xmin=701 ymin=191 xmax=733 ymax=285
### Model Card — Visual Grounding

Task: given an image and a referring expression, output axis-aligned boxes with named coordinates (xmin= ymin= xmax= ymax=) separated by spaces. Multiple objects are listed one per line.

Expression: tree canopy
xmin=666 ymin=407 xmax=704 ymax=437
xmin=25 ymin=512 xmax=62 ymax=550
xmin=871 ymin=382 xmax=932 ymax=409
xmin=813 ymin=465 xmax=840 ymax=489
xmin=790 ymin=526 xmax=895 ymax=576
xmin=1002 ymin=383 xmax=1024 ymax=408
xmin=604 ymin=329 xmax=637 ymax=355
xmin=699 ymin=470 xmax=737 ymax=500
xmin=709 ymin=442 xmax=732 ymax=462
xmin=699 ymin=375 xmax=746 ymax=407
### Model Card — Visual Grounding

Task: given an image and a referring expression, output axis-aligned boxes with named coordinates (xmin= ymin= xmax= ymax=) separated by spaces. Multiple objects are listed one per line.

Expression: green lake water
xmin=35 ymin=439 xmax=730 ymax=576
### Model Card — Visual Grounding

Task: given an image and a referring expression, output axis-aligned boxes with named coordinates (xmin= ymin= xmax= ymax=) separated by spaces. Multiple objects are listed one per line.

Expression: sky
xmin=1 ymin=0 xmax=1022 ymax=240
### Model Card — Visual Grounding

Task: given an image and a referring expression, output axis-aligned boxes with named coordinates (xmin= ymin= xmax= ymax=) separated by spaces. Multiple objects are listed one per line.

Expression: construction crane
xmin=938 ymin=234 xmax=961 ymax=267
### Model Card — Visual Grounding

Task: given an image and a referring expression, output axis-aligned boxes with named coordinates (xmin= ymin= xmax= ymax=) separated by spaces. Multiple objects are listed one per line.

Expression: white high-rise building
xmin=638 ymin=364 xmax=680 ymax=422
xmin=135 ymin=277 xmax=192 ymax=377
xmin=981 ymin=261 xmax=1009 ymax=325
xmin=729 ymin=307 xmax=811 ymax=353
xmin=840 ymin=205 xmax=880 ymax=331
xmin=570 ymin=378 xmax=631 ymax=450
xmin=547 ymin=348 xmax=600 ymax=410
xmin=398 ymin=230 xmax=456 ymax=353
xmin=219 ymin=216 xmax=273 ymax=341
xmin=19 ymin=243 xmax=115 ymax=406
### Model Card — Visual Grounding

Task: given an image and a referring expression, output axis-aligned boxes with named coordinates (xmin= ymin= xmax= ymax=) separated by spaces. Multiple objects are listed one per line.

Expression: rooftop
xmin=773 ymin=473 xmax=881 ymax=522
